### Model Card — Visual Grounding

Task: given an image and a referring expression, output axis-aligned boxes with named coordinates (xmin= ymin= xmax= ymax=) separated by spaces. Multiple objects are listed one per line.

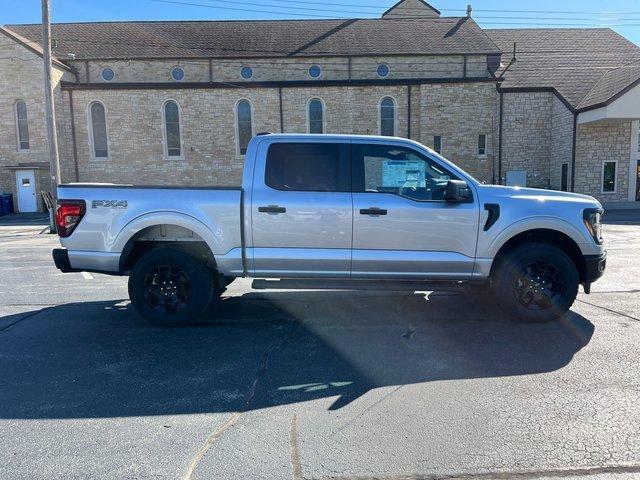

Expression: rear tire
xmin=491 ymin=242 xmax=579 ymax=323
xmin=128 ymin=247 xmax=215 ymax=327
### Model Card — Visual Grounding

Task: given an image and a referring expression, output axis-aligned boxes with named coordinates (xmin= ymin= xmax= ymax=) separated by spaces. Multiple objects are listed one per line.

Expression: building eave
xmin=60 ymin=76 xmax=501 ymax=91
xmin=0 ymin=26 xmax=73 ymax=72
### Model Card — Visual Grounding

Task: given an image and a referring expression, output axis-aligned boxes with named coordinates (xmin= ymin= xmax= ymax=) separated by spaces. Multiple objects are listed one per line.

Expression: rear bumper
xmin=52 ymin=248 xmax=121 ymax=275
xmin=52 ymin=248 xmax=74 ymax=273
xmin=584 ymin=251 xmax=607 ymax=284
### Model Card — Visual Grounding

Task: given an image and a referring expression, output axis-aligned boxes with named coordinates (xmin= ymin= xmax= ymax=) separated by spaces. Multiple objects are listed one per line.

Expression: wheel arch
xmin=490 ymin=228 xmax=586 ymax=283
xmin=114 ymin=212 xmax=222 ymax=273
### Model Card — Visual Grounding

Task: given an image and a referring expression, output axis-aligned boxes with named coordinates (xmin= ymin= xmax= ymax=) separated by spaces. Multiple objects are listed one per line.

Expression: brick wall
xmin=549 ymin=96 xmax=574 ymax=191
xmin=500 ymin=91 xmax=553 ymax=188
xmin=70 ymin=54 xmax=489 ymax=84
xmin=0 ymin=40 xmax=73 ymax=211
xmin=574 ymin=121 xmax=632 ymax=202
xmin=418 ymin=82 xmax=497 ymax=182
xmin=65 ymin=82 xmax=495 ymax=186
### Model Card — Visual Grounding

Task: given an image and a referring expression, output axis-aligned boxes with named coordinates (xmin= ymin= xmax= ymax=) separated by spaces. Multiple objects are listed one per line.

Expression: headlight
xmin=583 ymin=208 xmax=603 ymax=244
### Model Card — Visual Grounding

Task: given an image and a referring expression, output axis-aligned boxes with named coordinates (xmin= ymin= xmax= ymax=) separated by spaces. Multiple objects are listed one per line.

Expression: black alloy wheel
xmin=513 ymin=261 xmax=565 ymax=310
xmin=143 ymin=264 xmax=193 ymax=313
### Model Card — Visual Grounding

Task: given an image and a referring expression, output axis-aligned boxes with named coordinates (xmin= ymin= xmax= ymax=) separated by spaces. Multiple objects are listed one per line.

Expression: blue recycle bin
xmin=1 ymin=193 xmax=14 ymax=215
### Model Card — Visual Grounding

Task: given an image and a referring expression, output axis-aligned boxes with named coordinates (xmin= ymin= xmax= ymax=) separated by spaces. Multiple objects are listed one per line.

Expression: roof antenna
xmin=466 ymin=4 xmax=472 ymax=17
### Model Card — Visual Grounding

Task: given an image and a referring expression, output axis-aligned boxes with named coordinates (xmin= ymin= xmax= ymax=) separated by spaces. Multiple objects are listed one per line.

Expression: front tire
xmin=128 ymin=247 xmax=215 ymax=326
xmin=491 ymin=242 xmax=579 ymax=323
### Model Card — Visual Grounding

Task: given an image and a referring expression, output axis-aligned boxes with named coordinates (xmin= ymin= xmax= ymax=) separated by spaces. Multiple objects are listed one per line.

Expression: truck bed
xmin=57 ymin=183 xmax=244 ymax=274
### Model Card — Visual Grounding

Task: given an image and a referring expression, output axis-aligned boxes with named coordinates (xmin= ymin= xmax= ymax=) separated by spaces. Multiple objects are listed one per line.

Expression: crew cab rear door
xmin=249 ymin=139 xmax=352 ymax=277
xmin=350 ymin=142 xmax=479 ymax=279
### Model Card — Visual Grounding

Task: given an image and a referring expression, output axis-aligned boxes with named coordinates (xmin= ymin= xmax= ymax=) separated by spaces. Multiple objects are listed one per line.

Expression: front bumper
xmin=583 ymin=251 xmax=607 ymax=287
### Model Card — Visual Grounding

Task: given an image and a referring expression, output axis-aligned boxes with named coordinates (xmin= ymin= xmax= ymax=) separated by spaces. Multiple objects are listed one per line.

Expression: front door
xmin=350 ymin=143 xmax=479 ymax=279
xmin=250 ymin=140 xmax=352 ymax=277
xmin=15 ymin=170 xmax=37 ymax=213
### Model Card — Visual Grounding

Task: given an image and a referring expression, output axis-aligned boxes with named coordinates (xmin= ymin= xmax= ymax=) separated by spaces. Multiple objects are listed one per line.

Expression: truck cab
xmin=53 ymin=134 xmax=606 ymax=326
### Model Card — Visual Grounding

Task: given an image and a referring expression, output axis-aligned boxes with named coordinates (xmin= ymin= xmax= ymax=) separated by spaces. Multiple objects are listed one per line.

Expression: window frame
xmin=376 ymin=63 xmax=390 ymax=78
xmin=86 ymin=100 xmax=111 ymax=160
xmin=170 ymin=66 xmax=185 ymax=82
xmin=478 ymin=134 xmax=487 ymax=157
xmin=161 ymin=99 xmax=184 ymax=160
xmin=14 ymin=100 xmax=30 ymax=152
xmin=433 ymin=135 xmax=443 ymax=155
xmin=306 ymin=97 xmax=326 ymax=134
xmin=351 ymin=143 xmax=466 ymax=204
xmin=308 ymin=65 xmax=322 ymax=79
xmin=100 ymin=67 xmax=115 ymax=82
xmin=264 ymin=142 xmax=351 ymax=193
xmin=601 ymin=160 xmax=617 ymax=193
xmin=378 ymin=96 xmax=397 ymax=137
xmin=234 ymin=98 xmax=254 ymax=158
xmin=240 ymin=66 xmax=253 ymax=80
xmin=561 ymin=162 xmax=569 ymax=192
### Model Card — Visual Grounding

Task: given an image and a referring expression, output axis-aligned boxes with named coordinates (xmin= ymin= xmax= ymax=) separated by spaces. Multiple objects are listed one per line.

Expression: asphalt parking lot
xmin=1 ymin=213 xmax=639 ymax=480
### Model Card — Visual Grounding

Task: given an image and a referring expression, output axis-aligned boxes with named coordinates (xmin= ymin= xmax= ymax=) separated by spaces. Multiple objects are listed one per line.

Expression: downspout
xmin=407 ymin=84 xmax=411 ymax=138
xmin=497 ymin=89 xmax=504 ymax=185
xmin=69 ymin=89 xmax=79 ymax=182
xmin=278 ymin=87 xmax=284 ymax=133
xmin=571 ymin=112 xmax=578 ymax=192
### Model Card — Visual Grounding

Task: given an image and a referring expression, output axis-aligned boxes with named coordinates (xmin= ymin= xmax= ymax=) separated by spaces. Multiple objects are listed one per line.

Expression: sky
xmin=1 ymin=0 xmax=639 ymax=46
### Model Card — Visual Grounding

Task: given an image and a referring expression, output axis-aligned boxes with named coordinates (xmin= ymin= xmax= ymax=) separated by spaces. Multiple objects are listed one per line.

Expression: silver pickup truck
xmin=53 ymin=134 xmax=606 ymax=326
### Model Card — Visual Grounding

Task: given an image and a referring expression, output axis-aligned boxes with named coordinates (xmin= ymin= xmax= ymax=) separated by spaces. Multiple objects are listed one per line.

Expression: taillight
xmin=55 ymin=199 xmax=86 ymax=238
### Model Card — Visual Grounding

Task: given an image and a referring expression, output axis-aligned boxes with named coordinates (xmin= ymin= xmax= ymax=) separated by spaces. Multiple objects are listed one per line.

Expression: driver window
xmin=356 ymin=144 xmax=456 ymax=201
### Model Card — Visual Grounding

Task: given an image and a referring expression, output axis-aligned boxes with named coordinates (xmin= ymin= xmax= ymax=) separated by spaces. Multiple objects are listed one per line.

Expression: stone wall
xmin=70 ymin=54 xmax=489 ymax=84
xmin=549 ymin=96 xmax=574 ymax=191
xmin=0 ymin=39 xmax=74 ymax=211
xmin=500 ymin=91 xmax=553 ymax=188
xmin=574 ymin=121 xmax=632 ymax=202
xmin=63 ymin=82 xmax=496 ymax=186
xmin=418 ymin=82 xmax=498 ymax=182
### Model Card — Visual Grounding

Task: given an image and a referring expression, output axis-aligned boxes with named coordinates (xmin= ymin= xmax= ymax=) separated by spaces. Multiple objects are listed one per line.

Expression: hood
xmin=477 ymin=184 xmax=602 ymax=208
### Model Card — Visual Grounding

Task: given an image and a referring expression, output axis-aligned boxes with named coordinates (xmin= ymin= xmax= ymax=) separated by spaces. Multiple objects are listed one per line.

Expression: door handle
xmin=258 ymin=205 xmax=286 ymax=214
xmin=359 ymin=207 xmax=387 ymax=216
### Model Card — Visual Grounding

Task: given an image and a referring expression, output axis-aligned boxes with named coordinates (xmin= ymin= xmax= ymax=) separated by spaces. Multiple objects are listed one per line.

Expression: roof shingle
xmin=486 ymin=28 xmax=640 ymax=109
xmin=5 ymin=17 xmax=499 ymax=60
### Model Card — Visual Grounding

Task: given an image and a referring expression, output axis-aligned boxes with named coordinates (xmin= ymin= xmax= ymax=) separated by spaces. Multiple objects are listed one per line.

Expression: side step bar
xmin=251 ymin=278 xmax=477 ymax=292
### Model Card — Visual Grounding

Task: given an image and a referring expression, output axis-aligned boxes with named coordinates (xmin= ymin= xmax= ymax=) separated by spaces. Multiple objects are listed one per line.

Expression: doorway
xmin=15 ymin=170 xmax=37 ymax=212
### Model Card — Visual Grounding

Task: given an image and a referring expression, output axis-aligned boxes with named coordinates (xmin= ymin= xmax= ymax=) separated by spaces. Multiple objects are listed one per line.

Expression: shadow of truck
xmin=0 ymin=290 xmax=594 ymax=419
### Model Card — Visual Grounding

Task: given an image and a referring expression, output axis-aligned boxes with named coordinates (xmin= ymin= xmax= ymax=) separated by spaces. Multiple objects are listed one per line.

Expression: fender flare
xmin=111 ymin=211 xmax=223 ymax=259
xmin=486 ymin=216 xmax=589 ymax=259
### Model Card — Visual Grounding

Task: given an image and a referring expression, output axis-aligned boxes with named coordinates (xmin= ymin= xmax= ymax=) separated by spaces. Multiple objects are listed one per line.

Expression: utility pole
xmin=42 ymin=0 xmax=61 ymax=229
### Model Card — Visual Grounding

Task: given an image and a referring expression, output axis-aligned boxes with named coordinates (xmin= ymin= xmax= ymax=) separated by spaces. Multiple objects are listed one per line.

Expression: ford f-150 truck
xmin=52 ymin=134 xmax=606 ymax=326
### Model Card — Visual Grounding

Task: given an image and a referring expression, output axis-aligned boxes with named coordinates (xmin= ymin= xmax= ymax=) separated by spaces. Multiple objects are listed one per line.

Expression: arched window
xmin=235 ymin=99 xmax=253 ymax=156
xmin=15 ymin=100 xmax=30 ymax=150
xmin=88 ymin=101 xmax=109 ymax=158
xmin=307 ymin=98 xmax=324 ymax=134
xmin=379 ymin=96 xmax=396 ymax=136
xmin=163 ymin=100 xmax=182 ymax=158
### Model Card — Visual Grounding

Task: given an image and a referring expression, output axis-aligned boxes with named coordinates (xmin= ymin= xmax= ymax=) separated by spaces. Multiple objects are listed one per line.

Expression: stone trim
xmin=60 ymin=76 xmax=501 ymax=91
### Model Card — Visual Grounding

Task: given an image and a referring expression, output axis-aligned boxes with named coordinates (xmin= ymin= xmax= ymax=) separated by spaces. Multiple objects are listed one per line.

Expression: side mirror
xmin=444 ymin=179 xmax=472 ymax=203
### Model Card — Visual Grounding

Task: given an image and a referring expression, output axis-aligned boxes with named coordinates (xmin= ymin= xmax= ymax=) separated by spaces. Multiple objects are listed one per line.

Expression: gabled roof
xmin=4 ymin=17 xmax=500 ymax=61
xmin=0 ymin=26 xmax=72 ymax=71
xmin=382 ymin=0 xmax=441 ymax=18
xmin=486 ymin=28 xmax=640 ymax=111
xmin=578 ymin=60 xmax=640 ymax=110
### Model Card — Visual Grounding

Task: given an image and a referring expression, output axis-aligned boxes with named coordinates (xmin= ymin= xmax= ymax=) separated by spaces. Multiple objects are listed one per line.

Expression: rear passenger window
xmin=265 ymin=142 xmax=350 ymax=192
